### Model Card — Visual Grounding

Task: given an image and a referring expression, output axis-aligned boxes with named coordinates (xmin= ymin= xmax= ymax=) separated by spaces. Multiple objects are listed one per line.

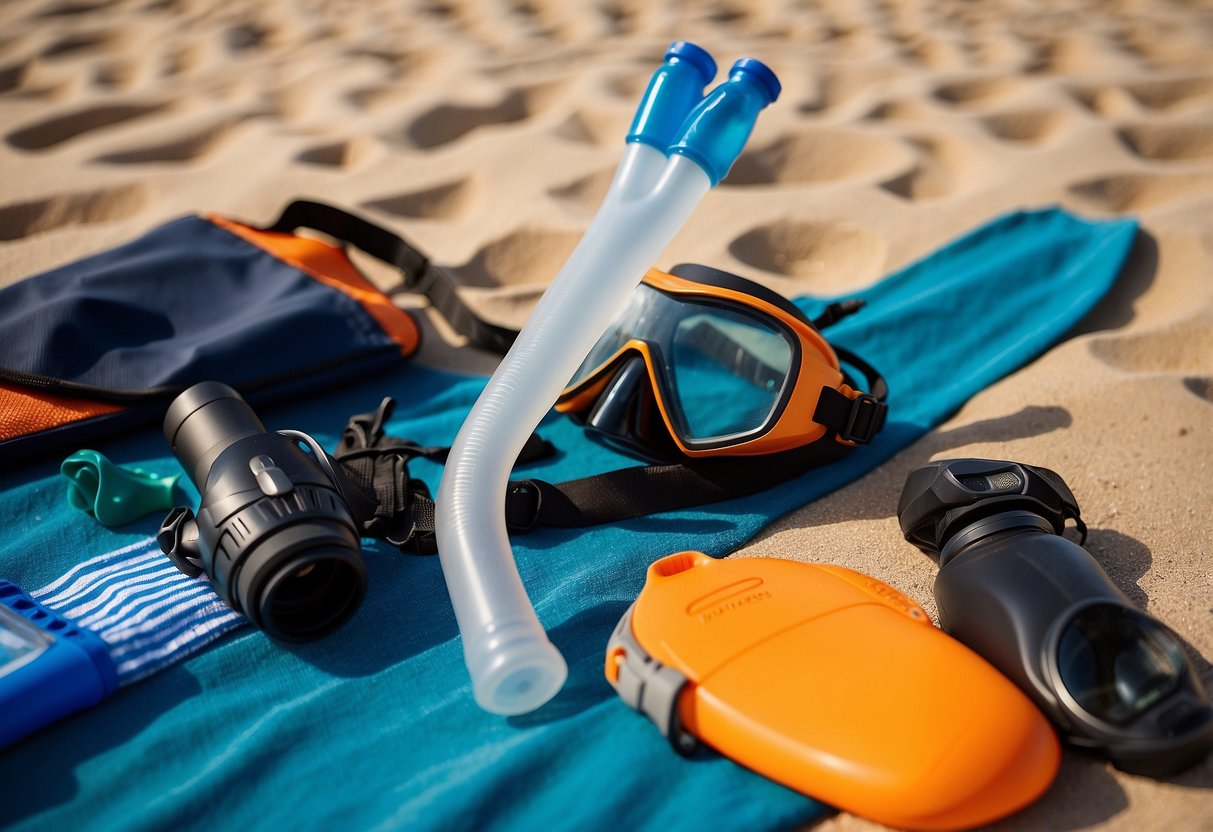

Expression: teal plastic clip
xmin=62 ymin=449 xmax=180 ymax=527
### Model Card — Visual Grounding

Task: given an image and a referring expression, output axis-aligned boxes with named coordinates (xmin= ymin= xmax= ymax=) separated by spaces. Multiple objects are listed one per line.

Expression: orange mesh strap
xmin=0 ymin=384 xmax=122 ymax=442
xmin=208 ymin=214 xmax=421 ymax=358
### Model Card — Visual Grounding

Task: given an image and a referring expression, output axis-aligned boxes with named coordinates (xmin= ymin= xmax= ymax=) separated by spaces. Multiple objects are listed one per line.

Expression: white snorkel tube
xmin=436 ymin=43 xmax=782 ymax=715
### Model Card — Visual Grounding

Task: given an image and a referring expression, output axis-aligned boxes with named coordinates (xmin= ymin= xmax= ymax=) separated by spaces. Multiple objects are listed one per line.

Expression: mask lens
xmin=1057 ymin=604 xmax=1186 ymax=725
xmin=667 ymin=307 xmax=793 ymax=441
xmin=567 ymin=286 xmax=665 ymax=389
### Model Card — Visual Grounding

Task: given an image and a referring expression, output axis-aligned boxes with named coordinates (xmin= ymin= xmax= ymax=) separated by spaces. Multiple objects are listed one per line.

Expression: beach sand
xmin=1 ymin=0 xmax=1210 ymax=828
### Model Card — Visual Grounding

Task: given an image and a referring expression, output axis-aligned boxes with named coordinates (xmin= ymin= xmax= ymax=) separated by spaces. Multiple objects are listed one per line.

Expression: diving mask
xmin=556 ymin=264 xmax=887 ymax=461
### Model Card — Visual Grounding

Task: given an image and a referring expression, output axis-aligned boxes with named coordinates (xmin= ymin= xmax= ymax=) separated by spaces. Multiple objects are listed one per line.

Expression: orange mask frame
xmin=556 ymin=265 xmax=885 ymax=459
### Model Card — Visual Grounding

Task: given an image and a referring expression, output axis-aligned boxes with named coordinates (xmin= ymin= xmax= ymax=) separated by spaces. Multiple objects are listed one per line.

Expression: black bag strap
xmin=267 ymin=200 xmax=518 ymax=355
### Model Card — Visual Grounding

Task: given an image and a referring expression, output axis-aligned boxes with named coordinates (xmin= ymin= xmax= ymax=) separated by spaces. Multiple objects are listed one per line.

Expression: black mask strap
xmin=331 ymin=398 xmax=854 ymax=553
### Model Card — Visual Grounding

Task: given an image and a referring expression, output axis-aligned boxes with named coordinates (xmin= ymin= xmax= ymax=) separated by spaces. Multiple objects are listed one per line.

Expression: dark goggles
xmin=556 ymin=264 xmax=886 ymax=460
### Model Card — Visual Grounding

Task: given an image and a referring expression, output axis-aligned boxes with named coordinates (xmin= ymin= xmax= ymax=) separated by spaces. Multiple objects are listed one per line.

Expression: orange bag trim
xmin=0 ymin=384 xmax=123 ymax=442
xmin=208 ymin=214 xmax=421 ymax=357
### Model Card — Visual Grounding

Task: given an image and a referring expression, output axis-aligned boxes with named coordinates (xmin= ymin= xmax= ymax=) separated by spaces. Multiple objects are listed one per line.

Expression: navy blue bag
xmin=0 ymin=200 xmax=512 ymax=465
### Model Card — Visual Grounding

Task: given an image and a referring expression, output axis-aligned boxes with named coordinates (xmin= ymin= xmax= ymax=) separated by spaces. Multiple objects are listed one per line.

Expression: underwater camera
xmin=157 ymin=382 xmax=374 ymax=641
xmin=898 ymin=458 xmax=1213 ymax=776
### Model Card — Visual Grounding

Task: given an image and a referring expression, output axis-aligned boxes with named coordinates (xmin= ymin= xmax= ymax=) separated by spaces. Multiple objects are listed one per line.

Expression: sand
xmin=1 ymin=0 xmax=1210 ymax=828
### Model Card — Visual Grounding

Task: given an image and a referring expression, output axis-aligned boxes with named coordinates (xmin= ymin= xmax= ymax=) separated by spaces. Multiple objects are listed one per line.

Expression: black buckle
xmin=157 ymin=506 xmax=204 ymax=577
xmin=839 ymin=394 xmax=884 ymax=444
xmin=504 ymin=480 xmax=543 ymax=532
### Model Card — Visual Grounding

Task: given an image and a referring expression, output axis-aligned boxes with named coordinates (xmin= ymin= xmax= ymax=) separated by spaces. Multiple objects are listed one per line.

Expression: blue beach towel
xmin=0 ymin=208 xmax=1137 ymax=830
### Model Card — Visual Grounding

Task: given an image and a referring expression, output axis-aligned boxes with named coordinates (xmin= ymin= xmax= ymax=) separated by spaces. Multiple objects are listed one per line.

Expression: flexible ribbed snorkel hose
xmin=436 ymin=45 xmax=781 ymax=715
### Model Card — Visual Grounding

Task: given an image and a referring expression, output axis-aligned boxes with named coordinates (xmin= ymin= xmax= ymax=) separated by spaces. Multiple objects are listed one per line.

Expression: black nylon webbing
xmin=811 ymin=346 xmax=888 ymax=443
xmin=504 ymin=439 xmax=852 ymax=530
xmin=334 ymin=400 xmax=855 ymax=551
xmin=267 ymin=200 xmax=518 ymax=355
xmin=393 ymin=438 xmax=852 ymax=549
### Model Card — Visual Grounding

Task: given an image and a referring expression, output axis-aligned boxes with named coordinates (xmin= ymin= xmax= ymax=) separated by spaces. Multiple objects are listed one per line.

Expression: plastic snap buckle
xmin=505 ymin=480 xmax=543 ymax=532
xmin=840 ymin=394 xmax=883 ymax=444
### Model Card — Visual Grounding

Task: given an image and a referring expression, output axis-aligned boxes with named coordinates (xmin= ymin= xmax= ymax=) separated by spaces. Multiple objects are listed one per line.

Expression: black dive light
xmin=157 ymin=382 xmax=375 ymax=641
xmin=898 ymin=458 xmax=1213 ymax=777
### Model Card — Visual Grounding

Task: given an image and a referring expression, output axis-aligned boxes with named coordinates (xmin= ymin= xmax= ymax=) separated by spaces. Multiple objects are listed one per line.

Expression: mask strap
xmin=328 ymin=394 xmax=856 ymax=552
xmin=331 ymin=398 xmax=557 ymax=552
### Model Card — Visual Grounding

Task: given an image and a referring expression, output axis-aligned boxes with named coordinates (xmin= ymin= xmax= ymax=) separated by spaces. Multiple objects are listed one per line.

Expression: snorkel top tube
xmin=435 ymin=43 xmax=779 ymax=715
xmin=627 ymin=42 xmax=718 ymax=151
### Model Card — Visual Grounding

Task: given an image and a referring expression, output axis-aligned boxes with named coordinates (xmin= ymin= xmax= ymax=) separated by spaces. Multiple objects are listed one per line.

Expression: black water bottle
xmin=898 ymin=458 xmax=1212 ymax=777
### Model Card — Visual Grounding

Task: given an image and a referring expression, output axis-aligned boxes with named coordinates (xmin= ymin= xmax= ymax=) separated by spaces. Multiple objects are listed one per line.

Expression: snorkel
xmin=435 ymin=43 xmax=781 ymax=715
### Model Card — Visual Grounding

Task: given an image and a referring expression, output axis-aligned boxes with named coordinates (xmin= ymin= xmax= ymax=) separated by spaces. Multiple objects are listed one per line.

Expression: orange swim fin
xmin=606 ymin=552 xmax=1060 ymax=831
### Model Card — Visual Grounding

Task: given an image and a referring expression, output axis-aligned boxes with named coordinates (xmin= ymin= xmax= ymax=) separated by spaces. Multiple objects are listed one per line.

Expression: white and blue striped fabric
xmin=33 ymin=538 xmax=245 ymax=684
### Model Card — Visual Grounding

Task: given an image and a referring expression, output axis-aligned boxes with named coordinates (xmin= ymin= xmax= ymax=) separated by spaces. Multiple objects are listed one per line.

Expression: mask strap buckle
xmin=815 ymin=389 xmax=886 ymax=445
xmin=840 ymin=393 xmax=885 ymax=444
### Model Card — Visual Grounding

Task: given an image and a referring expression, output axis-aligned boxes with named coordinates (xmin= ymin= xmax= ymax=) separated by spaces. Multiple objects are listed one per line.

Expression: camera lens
xmin=1056 ymin=604 xmax=1185 ymax=726
xmin=235 ymin=520 xmax=367 ymax=642
xmin=260 ymin=555 xmax=364 ymax=640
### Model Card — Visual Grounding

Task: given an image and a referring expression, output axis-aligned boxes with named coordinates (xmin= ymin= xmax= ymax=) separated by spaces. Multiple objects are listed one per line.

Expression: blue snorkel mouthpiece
xmin=626 ymin=41 xmax=717 ymax=150
xmin=668 ymin=58 xmax=782 ymax=186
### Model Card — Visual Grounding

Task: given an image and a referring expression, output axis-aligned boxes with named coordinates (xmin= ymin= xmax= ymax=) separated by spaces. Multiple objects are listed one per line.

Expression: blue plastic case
xmin=0 ymin=581 xmax=117 ymax=748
